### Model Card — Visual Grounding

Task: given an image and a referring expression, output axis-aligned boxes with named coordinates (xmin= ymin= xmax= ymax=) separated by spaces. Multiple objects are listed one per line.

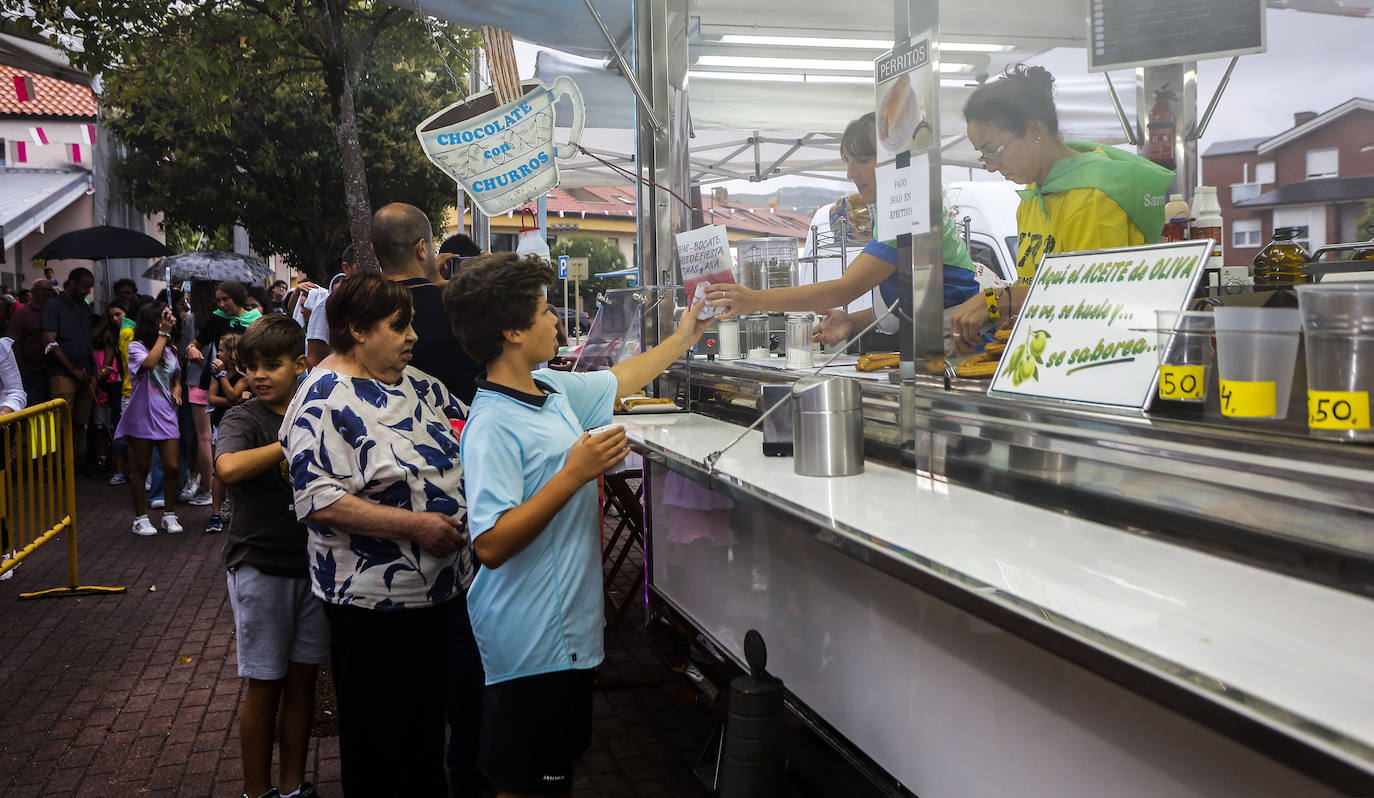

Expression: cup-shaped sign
xmin=417 ymin=76 xmax=585 ymax=217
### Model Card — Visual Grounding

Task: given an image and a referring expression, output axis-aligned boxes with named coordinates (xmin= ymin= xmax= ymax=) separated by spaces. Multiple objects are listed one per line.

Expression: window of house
xmin=1255 ymin=161 xmax=1275 ymax=185
xmin=1231 ymin=183 xmax=1262 ymax=203
xmin=1231 ymin=219 xmax=1262 ymax=249
xmin=0 ymin=138 xmax=6 ymax=167
xmin=1306 ymin=147 xmax=1339 ymax=179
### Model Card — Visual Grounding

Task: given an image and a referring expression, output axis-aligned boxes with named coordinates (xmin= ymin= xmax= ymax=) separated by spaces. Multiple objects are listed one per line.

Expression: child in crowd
xmin=114 ymin=302 xmax=183 ymax=536
xmin=206 ymin=331 xmax=249 ymax=534
xmin=91 ymin=301 xmax=126 ymax=471
xmin=444 ymin=253 xmax=710 ymax=797
xmin=216 ymin=314 xmax=325 ymax=798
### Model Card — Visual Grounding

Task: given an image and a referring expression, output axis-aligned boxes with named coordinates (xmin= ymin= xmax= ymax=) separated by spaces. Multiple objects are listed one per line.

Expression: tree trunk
xmin=332 ymin=54 xmax=378 ymax=273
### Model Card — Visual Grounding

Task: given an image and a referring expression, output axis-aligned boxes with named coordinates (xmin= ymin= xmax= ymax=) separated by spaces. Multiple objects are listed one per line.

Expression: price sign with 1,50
xmin=1308 ymin=390 xmax=1370 ymax=431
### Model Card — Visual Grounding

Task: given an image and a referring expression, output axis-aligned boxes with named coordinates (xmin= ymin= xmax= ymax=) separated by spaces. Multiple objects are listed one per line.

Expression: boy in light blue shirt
xmin=445 ymin=253 xmax=709 ymax=797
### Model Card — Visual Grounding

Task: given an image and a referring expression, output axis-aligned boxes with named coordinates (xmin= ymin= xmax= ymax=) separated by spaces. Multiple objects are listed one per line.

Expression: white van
xmin=799 ymin=180 xmax=1022 ymax=300
xmin=943 ymin=180 xmax=1022 ymax=287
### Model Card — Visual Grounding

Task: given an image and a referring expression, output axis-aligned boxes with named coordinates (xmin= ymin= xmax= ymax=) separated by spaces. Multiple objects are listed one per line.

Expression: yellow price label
xmin=1219 ymin=379 xmax=1277 ymax=418
xmin=1307 ymin=390 xmax=1370 ymax=431
xmin=1158 ymin=365 xmax=1205 ymax=400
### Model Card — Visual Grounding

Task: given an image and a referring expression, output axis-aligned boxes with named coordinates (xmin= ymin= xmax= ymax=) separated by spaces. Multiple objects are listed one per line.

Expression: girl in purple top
xmin=114 ymin=302 xmax=184 ymax=537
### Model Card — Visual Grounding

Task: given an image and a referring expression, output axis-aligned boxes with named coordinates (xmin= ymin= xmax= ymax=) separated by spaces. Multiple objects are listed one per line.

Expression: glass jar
xmin=716 ymin=318 xmax=741 ymax=359
xmin=784 ymin=312 xmax=815 ymax=370
xmin=1253 ymin=227 xmax=1311 ymax=286
xmin=742 ymin=313 xmax=771 ymax=359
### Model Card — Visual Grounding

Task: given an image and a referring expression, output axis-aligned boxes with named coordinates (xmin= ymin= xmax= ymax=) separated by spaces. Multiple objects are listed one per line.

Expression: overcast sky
xmin=514 ymin=7 xmax=1373 ymax=195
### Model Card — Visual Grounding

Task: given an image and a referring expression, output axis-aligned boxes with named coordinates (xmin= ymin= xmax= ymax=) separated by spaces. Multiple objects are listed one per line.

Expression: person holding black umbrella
xmin=42 ymin=268 xmax=99 ymax=472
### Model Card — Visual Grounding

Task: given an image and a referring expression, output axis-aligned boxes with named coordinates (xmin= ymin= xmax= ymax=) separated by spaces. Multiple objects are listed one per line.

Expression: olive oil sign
xmin=989 ymin=240 xmax=1211 ymax=412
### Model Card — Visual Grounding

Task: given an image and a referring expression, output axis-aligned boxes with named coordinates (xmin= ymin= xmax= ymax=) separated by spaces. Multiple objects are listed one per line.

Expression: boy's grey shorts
xmin=226 ymin=564 xmax=330 ymax=680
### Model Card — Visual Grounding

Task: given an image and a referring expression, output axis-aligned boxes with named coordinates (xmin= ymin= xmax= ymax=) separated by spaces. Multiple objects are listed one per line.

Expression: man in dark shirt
xmin=42 ymin=267 xmax=98 ymax=468
xmin=8 ymin=279 xmax=53 ymax=406
xmin=371 ymin=203 xmax=482 ymax=405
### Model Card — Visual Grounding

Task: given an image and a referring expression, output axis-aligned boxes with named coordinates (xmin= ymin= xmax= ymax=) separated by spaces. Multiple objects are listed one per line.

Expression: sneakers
xmin=149 ymin=497 xmax=165 ymax=509
xmin=132 ymin=515 xmax=156 ymax=536
xmin=162 ymin=513 xmax=183 ymax=535
xmin=204 ymin=515 xmax=223 ymax=534
xmin=281 ymin=783 xmax=317 ymax=798
xmin=178 ymin=474 xmax=202 ymax=501
xmin=187 ymin=491 xmax=213 ymax=507
xmin=243 ymin=789 xmax=280 ymax=798
xmin=108 ymin=473 xmax=128 ymax=486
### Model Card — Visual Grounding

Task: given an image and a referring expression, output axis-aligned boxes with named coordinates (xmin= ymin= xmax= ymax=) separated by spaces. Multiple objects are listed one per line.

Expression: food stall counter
xmin=626 ymin=411 xmax=1374 ymax=796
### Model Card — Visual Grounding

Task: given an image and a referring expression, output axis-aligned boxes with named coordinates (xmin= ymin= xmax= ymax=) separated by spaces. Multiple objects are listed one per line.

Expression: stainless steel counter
xmin=661 ymin=358 xmax=1374 ymax=597
xmin=630 ymin=408 xmax=1374 ymax=795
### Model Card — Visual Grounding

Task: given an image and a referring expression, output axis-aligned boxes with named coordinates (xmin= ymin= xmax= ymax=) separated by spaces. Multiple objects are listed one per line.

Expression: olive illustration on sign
xmin=1029 ymin=329 xmax=1051 ymax=358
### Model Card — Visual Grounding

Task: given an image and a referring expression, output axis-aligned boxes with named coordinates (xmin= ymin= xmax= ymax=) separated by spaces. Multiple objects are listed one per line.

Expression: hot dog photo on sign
xmin=875 ymin=39 xmax=935 ymax=158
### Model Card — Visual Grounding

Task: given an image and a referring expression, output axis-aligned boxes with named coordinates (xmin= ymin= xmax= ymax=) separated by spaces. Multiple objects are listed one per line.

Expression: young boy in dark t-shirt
xmin=216 ymin=314 xmax=325 ymax=798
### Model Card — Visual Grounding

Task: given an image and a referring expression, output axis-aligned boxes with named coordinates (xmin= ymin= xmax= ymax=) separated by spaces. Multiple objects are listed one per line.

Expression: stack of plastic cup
xmin=1296 ymin=283 xmax=1374 ymax=442
xmin=1212 ymin=307 xmax=1302 ymax=420
xmin=1154 ymin=310 xmax=1216 ymax=403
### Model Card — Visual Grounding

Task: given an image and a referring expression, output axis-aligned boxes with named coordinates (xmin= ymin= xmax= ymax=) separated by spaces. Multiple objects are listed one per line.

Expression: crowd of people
xmin=0 ymin=203 xmax=706 ymax=798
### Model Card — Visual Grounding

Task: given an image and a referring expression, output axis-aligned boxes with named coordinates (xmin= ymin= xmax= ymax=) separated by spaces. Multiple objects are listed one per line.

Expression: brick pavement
xmin=0 ymin=474 xmax=716 ymax=797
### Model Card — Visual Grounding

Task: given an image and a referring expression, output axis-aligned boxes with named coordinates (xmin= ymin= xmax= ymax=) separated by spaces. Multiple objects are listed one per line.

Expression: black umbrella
xmin=141 ymin=250 xmax=275 ymax=283
xmin=32 ymin=225 xmax=173 ymax=261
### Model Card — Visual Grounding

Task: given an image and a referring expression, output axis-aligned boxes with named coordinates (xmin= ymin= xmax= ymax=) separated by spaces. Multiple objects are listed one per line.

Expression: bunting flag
xmin=66 ymin=143 xmax=82 ymax=163
xmin=13 ymin=74 xmax=34 ymax=103
xmin=11 ymin=140 xmax=26 ymax=163
xmin=29 ymin=126 xmax=48 ymax=145
xmin=81 ymin=124 xmax=96 ymax=145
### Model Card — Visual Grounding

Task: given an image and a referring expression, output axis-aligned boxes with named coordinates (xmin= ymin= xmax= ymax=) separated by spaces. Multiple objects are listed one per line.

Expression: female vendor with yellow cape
xmin=949 ymin=65 xmax=1175 ymax=351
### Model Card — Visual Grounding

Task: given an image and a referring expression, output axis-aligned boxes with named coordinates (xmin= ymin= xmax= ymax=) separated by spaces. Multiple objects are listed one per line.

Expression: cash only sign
xmin=989 ymin=240 xmax=1211 ymax=412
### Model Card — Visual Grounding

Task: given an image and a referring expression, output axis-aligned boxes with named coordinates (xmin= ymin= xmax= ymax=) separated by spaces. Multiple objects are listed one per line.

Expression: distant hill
xmin=721 ymin=185 xmax=849 ymax=215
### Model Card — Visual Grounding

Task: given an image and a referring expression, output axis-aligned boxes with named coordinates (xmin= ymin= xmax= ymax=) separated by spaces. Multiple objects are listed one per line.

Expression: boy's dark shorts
xmin=478 ymin=667 xmax=595 ymax=795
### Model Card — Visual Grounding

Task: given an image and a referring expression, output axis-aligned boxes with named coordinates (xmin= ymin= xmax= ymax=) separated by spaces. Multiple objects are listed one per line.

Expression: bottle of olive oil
xmin=1252 ymin=227 xmax=1310 ymax=286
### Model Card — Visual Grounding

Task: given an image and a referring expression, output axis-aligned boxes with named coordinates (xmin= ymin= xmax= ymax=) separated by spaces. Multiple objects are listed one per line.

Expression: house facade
xmin=1201 ymin=98 xmax=1374 ymax=267
xmin=0 ymin=63 xmax=100 ymax=293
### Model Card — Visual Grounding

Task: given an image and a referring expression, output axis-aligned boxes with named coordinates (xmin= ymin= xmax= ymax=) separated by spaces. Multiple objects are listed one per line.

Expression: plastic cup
xmin=1213 ymin=307 xmax=1302 ymax=420
xmin=1154 ymin=310 xmax=1215 ymax=403
xmin=1296 ymin=282 xmax=1374 ymax=442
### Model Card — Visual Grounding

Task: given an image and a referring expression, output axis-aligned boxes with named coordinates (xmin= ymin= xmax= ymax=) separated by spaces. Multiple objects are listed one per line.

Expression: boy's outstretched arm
xmin=608 ymin=300 xmax=713 ymax=399
xmin=474 ymin=426 xmax=629 ymax=570
xmin=216 ymin=444 xmax=285 ymax=484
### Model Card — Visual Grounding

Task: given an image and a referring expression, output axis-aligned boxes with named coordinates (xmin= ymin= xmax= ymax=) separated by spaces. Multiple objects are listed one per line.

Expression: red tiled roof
xmin=0 ymin=65 xmax=97 ymax=118
xmin=541 ymin=186 xmax=817 ymax=240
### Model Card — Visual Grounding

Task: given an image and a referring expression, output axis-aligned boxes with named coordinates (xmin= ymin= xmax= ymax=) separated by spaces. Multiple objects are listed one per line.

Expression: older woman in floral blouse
xmin=281 ymin=272 xmax=471 ymax=796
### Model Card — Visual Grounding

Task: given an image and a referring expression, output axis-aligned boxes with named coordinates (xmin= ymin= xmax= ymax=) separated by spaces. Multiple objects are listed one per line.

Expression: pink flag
xmin=13 ymin=141 xmax=26 ymax=163
xmin=13 ymin=74 xmax=33 ymax=103
xmin=82 ymin=124 xmax=96 ymax=145
xmin=29 ymin=127 xmax=48 ymax=145
xmin=67 ymin=143 xmax=82 ymax=163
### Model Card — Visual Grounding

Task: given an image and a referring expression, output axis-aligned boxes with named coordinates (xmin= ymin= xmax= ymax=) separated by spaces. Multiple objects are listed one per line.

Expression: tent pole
xmin=582 ymin=0 xmax=662 ymax=134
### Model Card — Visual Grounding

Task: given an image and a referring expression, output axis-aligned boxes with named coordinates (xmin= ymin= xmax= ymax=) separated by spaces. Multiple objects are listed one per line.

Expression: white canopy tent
xmin=399 ymin=0 xmax=1369 ymax=184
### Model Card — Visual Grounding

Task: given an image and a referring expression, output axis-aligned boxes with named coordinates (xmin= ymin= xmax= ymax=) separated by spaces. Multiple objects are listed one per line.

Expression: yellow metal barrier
xmin=0 ymin=399 xmax=126 ymax=599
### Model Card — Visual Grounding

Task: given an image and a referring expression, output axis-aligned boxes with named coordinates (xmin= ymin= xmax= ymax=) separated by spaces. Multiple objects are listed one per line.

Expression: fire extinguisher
xmin=1147 ymin=84 xmax=1177 ymax=171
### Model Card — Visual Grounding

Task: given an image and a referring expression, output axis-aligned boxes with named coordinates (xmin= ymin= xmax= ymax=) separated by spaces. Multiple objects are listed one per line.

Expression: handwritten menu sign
xmin=675 ymin=224 xmax=735 ymax=320
xmin=989 ymin=240 xmax=1211 ymax=412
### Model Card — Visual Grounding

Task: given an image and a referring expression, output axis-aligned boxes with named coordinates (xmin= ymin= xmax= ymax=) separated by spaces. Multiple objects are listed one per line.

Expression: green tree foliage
xmin=4 ymin=1 xmax=476 ymax=276
xmin=556 ymin=234 xmax=630 ymax=304
xmin=1356 ymin=201 xmax=1374 ymax=242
